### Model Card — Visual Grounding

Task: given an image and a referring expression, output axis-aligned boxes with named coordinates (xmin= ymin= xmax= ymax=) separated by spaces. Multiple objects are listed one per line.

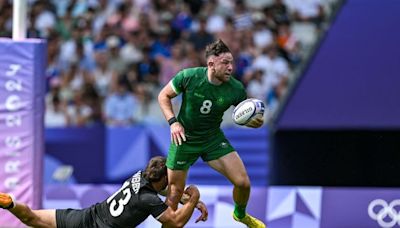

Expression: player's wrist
xmin=168 ymin=117 xmax=178 ymax=126
xmin=195 ymin=202 xmax=202 ymax=208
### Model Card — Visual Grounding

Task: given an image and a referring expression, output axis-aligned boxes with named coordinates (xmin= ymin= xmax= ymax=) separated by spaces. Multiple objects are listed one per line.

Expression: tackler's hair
xmin=143 ymin=156 xmax=167 ymax=182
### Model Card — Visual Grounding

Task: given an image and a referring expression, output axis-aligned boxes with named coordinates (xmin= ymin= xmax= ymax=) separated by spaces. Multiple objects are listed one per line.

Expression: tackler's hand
xmin=195 ymin=201 xmax=208 ymax=223
xmin=184 ymin=185 xmax=200 ymax=199
xmin=245 ymin=114 xmax=264 ymax=128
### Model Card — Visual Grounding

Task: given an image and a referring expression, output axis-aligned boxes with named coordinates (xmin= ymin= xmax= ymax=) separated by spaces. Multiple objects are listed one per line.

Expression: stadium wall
xmin=44 ymin=126 xmax=269 ymax=186
xmin=271 ymin=0 xmax=400 ymax=186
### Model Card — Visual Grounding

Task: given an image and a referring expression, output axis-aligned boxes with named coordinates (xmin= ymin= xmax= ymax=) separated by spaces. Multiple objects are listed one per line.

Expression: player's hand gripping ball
xmin=232 ymin=98 xmax=265 ymax=125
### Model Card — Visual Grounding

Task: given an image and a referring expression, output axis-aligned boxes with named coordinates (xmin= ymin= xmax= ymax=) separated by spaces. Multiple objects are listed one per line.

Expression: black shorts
xmin=56 ymin=208 xmax=96 ymax=228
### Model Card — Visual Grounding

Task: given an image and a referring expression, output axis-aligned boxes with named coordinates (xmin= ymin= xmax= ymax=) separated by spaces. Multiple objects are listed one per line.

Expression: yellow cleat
xmin=233 ymin=213 xmax=266 ymax=228
xmin=0 ymin=193 xmax=14 ymax=209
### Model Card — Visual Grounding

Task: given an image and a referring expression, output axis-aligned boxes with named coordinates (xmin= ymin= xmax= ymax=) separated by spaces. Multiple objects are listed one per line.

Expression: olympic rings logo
xmin=368 ymin=199 xmax=400 ymax=228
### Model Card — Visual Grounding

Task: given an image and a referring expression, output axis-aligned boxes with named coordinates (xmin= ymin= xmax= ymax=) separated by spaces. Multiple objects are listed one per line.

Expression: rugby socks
xmin=234 ymin=203 xmax=247 ymax=219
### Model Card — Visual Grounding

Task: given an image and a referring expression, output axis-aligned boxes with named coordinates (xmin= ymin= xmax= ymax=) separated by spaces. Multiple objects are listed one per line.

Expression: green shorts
xmin=166 ymin=132 xmax=235 ymax=170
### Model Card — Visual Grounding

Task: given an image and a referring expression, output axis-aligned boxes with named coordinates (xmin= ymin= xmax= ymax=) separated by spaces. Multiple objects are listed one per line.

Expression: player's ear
xmin=207 ymin=58 xmax=214 ymax=68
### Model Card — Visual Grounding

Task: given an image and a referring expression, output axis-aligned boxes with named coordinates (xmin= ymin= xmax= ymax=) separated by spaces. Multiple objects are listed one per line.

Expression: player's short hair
xmin=205 ymin=39 xmax=231 ymax=59
xmin=143 ymin=156 xmax=167 ymax=182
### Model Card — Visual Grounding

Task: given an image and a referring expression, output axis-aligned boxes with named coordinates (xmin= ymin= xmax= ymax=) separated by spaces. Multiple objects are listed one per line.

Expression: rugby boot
xmin=233 ymin=213 xmax=266 ymax=228
xmin=0 ymin=193 xmax=14 ymax=209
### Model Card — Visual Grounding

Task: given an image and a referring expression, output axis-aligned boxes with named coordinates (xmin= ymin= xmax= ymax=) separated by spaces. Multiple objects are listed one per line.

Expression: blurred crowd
xmin=0 ymin=0 xmax=338 ymax=127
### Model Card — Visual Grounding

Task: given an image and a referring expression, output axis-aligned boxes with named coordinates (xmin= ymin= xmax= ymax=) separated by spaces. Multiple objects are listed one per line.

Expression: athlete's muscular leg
xmin=207 ymin=152 xmax=250 ymax=206
xmin=9 ymin=203 xmax=56 ymax=228
xmin=166 ymin=169 xmax=188 ymax=210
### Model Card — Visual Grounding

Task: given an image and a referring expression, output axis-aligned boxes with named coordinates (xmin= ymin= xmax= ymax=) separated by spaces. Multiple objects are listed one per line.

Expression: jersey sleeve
xmin=140 ymin=192 xmax=168 ymax=219
xmin=171 ymin=70 xmax=188 ymax=94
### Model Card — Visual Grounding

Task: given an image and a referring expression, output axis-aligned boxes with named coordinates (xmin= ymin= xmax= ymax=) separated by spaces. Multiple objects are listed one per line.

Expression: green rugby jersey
xmin=171 ymin=67 xmax=247 ymax=140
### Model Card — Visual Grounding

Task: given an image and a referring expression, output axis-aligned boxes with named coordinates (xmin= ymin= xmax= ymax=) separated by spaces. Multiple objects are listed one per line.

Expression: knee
xmin=234 ymin=175 xmax=251 ymax=190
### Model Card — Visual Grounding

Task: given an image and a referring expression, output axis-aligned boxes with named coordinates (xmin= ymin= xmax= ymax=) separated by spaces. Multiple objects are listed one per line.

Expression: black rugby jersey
xmin=92 ymin=170 xmax=168 ymax=227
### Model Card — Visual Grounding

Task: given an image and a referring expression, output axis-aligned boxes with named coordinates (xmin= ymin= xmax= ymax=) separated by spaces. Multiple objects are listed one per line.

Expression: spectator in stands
xmin=246 ymin=69 xmax=269 ymax=102
xmin=260 ymin=8 xmax=277 ymax=34
xmin=232 ymin=26 xmax=260 ymax=82
xmin=120 ymin=30 xmax=144 ymax=67
xmin=185 ymin=42 xmax=204 ymax=67
xmin=276 ymin=21 xmax=302 ymax=66
xmin=151 ymin=24 xmax=173 ymax=59
xmin=202 ymin=0 xmax=228 ymax=34
xmin=55 ymin=4 xmax=74 ymax=41
xmin=232 ymin=0 xmax=253 ymax=31
xmin=184 ymin=0 xmax=204 ymax=16
xmin=252 ymin=13 xmax=274 ymax=50
xmin=46 ymin=32 xmax=62 ymax=93
xmin=59 ymin=62 xmax=92 ymax=104
xmin=158 ymin=41 xmax=192 ymax=85
xmin=170 ymin=3 xmax=193 ymax=40
xmin=92 ymin=23 xmax=113 ymax=51
xmin=92 ymin=49 xmax=117 ymax=98
xmin=106 ymin=35 xmax=126 ymax=74
xmin=188 ymin=16 xmax=215 ymax=52
xmin=135 ymin=46 xmax=160 ymax=84
xmin=252 ymin=45 xmax=290 ymax=94
xmin=81 ymin=82 xmax=103 ymax=125
xmin=75 ymin=40 xmax=96 ymax=72
xmin=66 ymin=92 xmax=93 ymax=127
xmin=289 ymin=0 xmax=325 ymax=28
xmin=269 ymin=0 xmax=290 ymax=25
xmin=0 ymin=2 xmax=12 ymax=37
xmin=45 ymin=95 xmax=70 ymax=128
xmin=104 ymin=78 xmax=137 ymax=126
xmin=59 ymin=22 xmax=86 ymax=71
xmin=132 ymin=84 xmax=165 ymax=124
xmin=31 ymin=0 xmax=56 ymax=38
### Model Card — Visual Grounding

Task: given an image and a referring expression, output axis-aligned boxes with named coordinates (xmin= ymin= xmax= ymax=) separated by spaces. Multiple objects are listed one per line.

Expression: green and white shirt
xmin=171 ymin=67 xmax=247 ymax=140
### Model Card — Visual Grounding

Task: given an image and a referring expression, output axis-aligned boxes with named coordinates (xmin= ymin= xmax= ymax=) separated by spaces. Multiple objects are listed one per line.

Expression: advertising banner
xmin=41 ymin=185 xmax=400 ymax=228
xmin=321 ymin=188 xmax=400 ymax=228
xmin=0 ymin=39 xmax=46 ymax=227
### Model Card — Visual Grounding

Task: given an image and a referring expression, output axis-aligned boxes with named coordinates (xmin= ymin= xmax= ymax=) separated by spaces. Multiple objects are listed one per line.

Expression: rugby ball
xmin=232 ymin=98 xmax=265 ymax=125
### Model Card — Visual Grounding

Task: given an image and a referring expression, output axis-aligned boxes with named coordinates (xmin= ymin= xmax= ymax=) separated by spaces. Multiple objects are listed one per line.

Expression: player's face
xmin=161 ymin=175 xmax=168 ymax=190
xmin=212 ymin=52 xmax=234 ymax=83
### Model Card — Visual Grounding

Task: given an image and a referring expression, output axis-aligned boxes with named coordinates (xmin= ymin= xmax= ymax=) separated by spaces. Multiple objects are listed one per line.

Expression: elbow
xmin=157 ymin=92 xmax=163 ymax=104
xmin=158 ymin=91 xmax=166 ymax=105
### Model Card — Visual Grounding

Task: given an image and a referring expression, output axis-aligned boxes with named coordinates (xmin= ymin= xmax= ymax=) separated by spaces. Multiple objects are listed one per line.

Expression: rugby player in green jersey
xmin=158 ymin=39 xmax=266 ymax=228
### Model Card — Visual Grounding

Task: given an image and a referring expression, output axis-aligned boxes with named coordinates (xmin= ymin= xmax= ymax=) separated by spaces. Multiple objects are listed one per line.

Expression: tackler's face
xmin=211 ymin=52 xmax=234 ymax=82
xmin=161 ymin=175 xmax=169 ymax=191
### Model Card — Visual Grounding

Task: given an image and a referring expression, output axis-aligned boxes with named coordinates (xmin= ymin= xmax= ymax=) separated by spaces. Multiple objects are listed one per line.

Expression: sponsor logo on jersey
xmin=217 ymin=97 xmax=224 ymax=105
xmin=131 ymin=171 xmax=141 ymax=194
xmin=177 ymin=161 xmax=187 ymax=165
xmin=194 ymin=92 xmax=205 ymax=98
